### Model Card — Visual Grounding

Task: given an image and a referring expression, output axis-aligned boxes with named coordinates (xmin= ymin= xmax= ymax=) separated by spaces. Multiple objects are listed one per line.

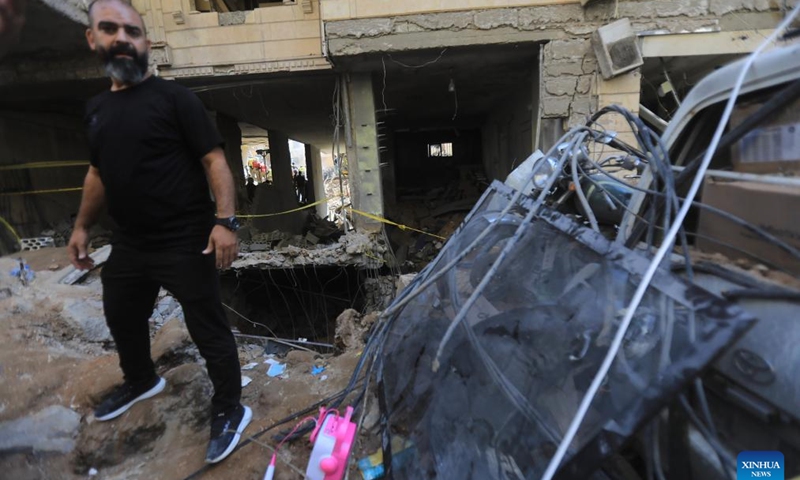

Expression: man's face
xmin=86 ymin=1 xmax=150 ymax=87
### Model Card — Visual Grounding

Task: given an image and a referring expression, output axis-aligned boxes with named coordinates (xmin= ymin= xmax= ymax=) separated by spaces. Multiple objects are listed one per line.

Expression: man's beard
xmin=97 ymin=43 xmax=149 ymax=86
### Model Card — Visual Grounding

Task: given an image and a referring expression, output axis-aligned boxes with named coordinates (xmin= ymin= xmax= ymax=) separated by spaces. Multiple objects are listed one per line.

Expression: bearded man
xmin=68 ymin=0 xmax=250 ymax=464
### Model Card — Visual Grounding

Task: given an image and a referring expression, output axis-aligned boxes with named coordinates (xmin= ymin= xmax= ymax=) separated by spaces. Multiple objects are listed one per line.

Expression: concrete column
xmin=251 ymin=130 xmax=305 ymax=234
xmin=305 ymin=144 xmax=328 ymax=219
xmin=215 ymin=112 xmax=247 ymax=210
xmin=379 ymin=128 xmax=396 ymax=211
xmin=344 ymin=73 xmax=383 ymax=232
xmin=269 ymin=129 xmax=293 ymax=188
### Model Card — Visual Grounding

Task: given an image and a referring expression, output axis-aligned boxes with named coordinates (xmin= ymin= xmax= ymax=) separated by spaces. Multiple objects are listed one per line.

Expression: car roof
xmin=662 ymin=40 xmax=800 ymax=149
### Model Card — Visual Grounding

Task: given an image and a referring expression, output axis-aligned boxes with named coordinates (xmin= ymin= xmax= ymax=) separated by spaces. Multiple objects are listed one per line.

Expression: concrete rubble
xmin=0 ymin=247 xmax=405 ymax=479
xmin=234 ymin=231 xmax=387 ymax=269
xmin=0 ymin=405 xmax=82 ymax=454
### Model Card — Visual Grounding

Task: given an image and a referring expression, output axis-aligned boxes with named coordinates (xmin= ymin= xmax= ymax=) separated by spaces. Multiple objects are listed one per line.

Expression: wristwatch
xmin=215 ymin=216 xmax=241 ymax=232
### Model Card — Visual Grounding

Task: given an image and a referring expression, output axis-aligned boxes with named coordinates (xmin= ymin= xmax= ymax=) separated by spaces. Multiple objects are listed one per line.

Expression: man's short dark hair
xmin=87 ymin=0 xmax=147 ymax=33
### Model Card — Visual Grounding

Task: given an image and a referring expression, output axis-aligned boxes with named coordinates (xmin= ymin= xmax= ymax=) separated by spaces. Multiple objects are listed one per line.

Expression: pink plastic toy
xmin=305 ymin=406 xmax=358 ymax=480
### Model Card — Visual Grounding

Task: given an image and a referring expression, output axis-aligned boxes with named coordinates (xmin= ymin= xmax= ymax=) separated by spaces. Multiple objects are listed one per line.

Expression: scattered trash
xmin=311 ymin=366 xmax=325 ymax=376
xmin=241 ymin=376 xmax=252 ymax=388
xmin=264 ymin=357 xmax=280 ymax=366
xmin=241 ymin=362 xmax=259 ymax=371
xmin=10 ymin=260 xmax=34 ymax=285
xmin=267 ymin=363 xmax=286 ymax=377
xmin=319 ymin=375 xmax=328 ymax=381
xmin=88 ymin=467 xmax=98 ymax=476
xmin=357 ymin=438 xmax=415 ymax=480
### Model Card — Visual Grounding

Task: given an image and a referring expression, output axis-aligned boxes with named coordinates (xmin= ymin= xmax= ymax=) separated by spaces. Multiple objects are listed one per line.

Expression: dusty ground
xmin=0 ymin=248 xmax=381 ymax=480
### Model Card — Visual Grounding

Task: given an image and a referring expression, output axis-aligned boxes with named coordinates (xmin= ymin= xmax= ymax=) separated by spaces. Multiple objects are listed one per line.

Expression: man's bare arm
xmin=201 ymin=147 xmax=238 ymax=269
xmin=68 ymin=166 xmax=105 ymax=269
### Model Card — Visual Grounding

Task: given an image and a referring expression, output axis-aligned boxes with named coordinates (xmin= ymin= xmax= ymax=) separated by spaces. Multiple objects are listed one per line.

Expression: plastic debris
xmin=10 ymin=260 xmax=34 ymax=285
xmin=357 ymin=439 xmax=414 ymax=480
xmin=267 ymin=363 xmax=286 ymax=377
xmin=88 ymin=468 xmax=98 ymax=476
xmin=241 ymin=376 xmax=252 ymax=388
xmin=241 ymin=362 xmax=259 ymax=371
xmin=311 ymin=366 xmax=326 ymax=376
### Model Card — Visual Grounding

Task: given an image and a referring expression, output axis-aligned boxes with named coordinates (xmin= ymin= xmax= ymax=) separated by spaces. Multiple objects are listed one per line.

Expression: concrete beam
xmin=344 ymin=73 xmax=383 ymax=232
xmin=641 ymin=29 xmax=778 ymax=57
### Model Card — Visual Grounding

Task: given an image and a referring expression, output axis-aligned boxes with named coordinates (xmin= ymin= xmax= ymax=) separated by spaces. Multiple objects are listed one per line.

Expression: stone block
xmin=577 ymin=75 xmax=593 ymax=94
xmin=183 ymin=11 xmax=220 ymax=29
xmin=256 ymin=4 xmax=296 ymax=23
xmin=61 ymin=297 xmax=110 ymax=342
xmin=519 ymin=5 xmax=585 ymax=28
xmin=0 ymin=406 xmax=81 ymax=454
xmin=597 ymin=92 xmax=640 ymax=111
xmin=545 ymin=77 xmax=578 ymax=96
xmin=547 ymin=38 xmax=591 ymax=60
xmin=474 ymin=8 xmax=519 ymax=30
xmin=596 ymin=69 xmax=641 ymax=95
xmin=542 ymin=96 xmax=571 ymax=117
xmin=544 ymin=60 xmax=586 ymax=77
xmin=582 ymin=55 xmax=598 ymax=74
xmin=564 ymin=24 xmax=596 ymax=35
xmin=570 ymin=95 xmax=596 ymax=115
xmin=321 ymin=0 xmax=351 ymax=21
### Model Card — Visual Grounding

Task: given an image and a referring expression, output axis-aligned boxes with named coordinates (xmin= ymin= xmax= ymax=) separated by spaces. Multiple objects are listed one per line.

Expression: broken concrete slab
xmin=60 ymin=297 xmax=110 ymax=342
xmin=0 ymin=405 xmax=81 ymax=454
xmin=55 ymin=245 xmax=112 ymax=285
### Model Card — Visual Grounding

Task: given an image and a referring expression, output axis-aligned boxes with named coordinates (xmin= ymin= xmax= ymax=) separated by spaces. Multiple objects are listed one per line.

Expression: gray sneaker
xmin=205 ymin=405 xmax=252 ymax=464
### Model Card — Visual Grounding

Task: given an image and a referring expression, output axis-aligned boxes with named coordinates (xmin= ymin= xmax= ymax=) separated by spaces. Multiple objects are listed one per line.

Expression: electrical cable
xmin=433 ymin=131 xmax=588 ymax=370
xmin=540 ymin=9 xmax=800 ymax=478
xmin=679 ymin=396 xmax=737 ymax=480
xmin=571 ymin=142 xmax=600 ymax=232
xmin=580 ymin=155 xmax=800 ymax=263
xmin=180 ymin=386 xmax=354 ymax=480
xmin=628 ymin=76 xmax=800 ymax=248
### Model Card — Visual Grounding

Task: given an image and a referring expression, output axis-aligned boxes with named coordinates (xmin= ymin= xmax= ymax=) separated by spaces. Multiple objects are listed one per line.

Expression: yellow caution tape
xmin=347 ymin=207 xmax=446 ymax=241
xmin=239 ymin=198 xmax=326 ymax=219
xmin=0 ymin=215 xmax=21 ymax=244
xmin=0 ymin=161 xmax=89 ymax=171
xmin=0 ymin=187 xmax=83 ymax=197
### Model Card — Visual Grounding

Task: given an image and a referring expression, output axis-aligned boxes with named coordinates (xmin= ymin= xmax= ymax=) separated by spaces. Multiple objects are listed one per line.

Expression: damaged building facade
xmin=0 ymin=0 xmax=794 ymax=326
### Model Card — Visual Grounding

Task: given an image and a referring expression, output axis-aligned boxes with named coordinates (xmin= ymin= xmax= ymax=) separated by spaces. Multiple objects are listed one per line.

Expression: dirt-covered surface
xmin=0 ymin=249 xmax=381 ymax=480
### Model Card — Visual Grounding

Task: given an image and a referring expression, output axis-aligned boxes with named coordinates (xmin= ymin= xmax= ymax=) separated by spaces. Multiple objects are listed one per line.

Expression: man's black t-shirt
xmin=85 ymin=76 xmax=223 ymax=252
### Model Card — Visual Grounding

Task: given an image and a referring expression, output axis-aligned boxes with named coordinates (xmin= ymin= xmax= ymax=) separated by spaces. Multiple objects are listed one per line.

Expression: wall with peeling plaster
xmin=323 ymin=0 xmax=791 ymax=131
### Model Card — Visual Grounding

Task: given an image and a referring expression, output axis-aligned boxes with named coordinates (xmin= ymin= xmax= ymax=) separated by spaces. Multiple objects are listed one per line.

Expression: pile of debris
xmin=0 ymin=250 xmax=389 ymax=480
xmin=235 ymin=231 xmax=387 ymax=269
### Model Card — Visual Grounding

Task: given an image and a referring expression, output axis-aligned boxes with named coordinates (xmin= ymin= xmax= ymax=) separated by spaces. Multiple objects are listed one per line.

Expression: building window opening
xmin=428 ymin=142 xmax=453 ymax=158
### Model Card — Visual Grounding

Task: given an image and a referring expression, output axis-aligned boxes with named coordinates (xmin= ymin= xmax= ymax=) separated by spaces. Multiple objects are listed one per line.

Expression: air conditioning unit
xmin=592 ymin=18 xmax=643 ymax=80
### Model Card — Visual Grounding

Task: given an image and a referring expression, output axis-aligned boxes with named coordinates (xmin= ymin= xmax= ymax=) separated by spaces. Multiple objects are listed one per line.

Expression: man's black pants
xmin=101 ymin=245 xmax=241 ymax=416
